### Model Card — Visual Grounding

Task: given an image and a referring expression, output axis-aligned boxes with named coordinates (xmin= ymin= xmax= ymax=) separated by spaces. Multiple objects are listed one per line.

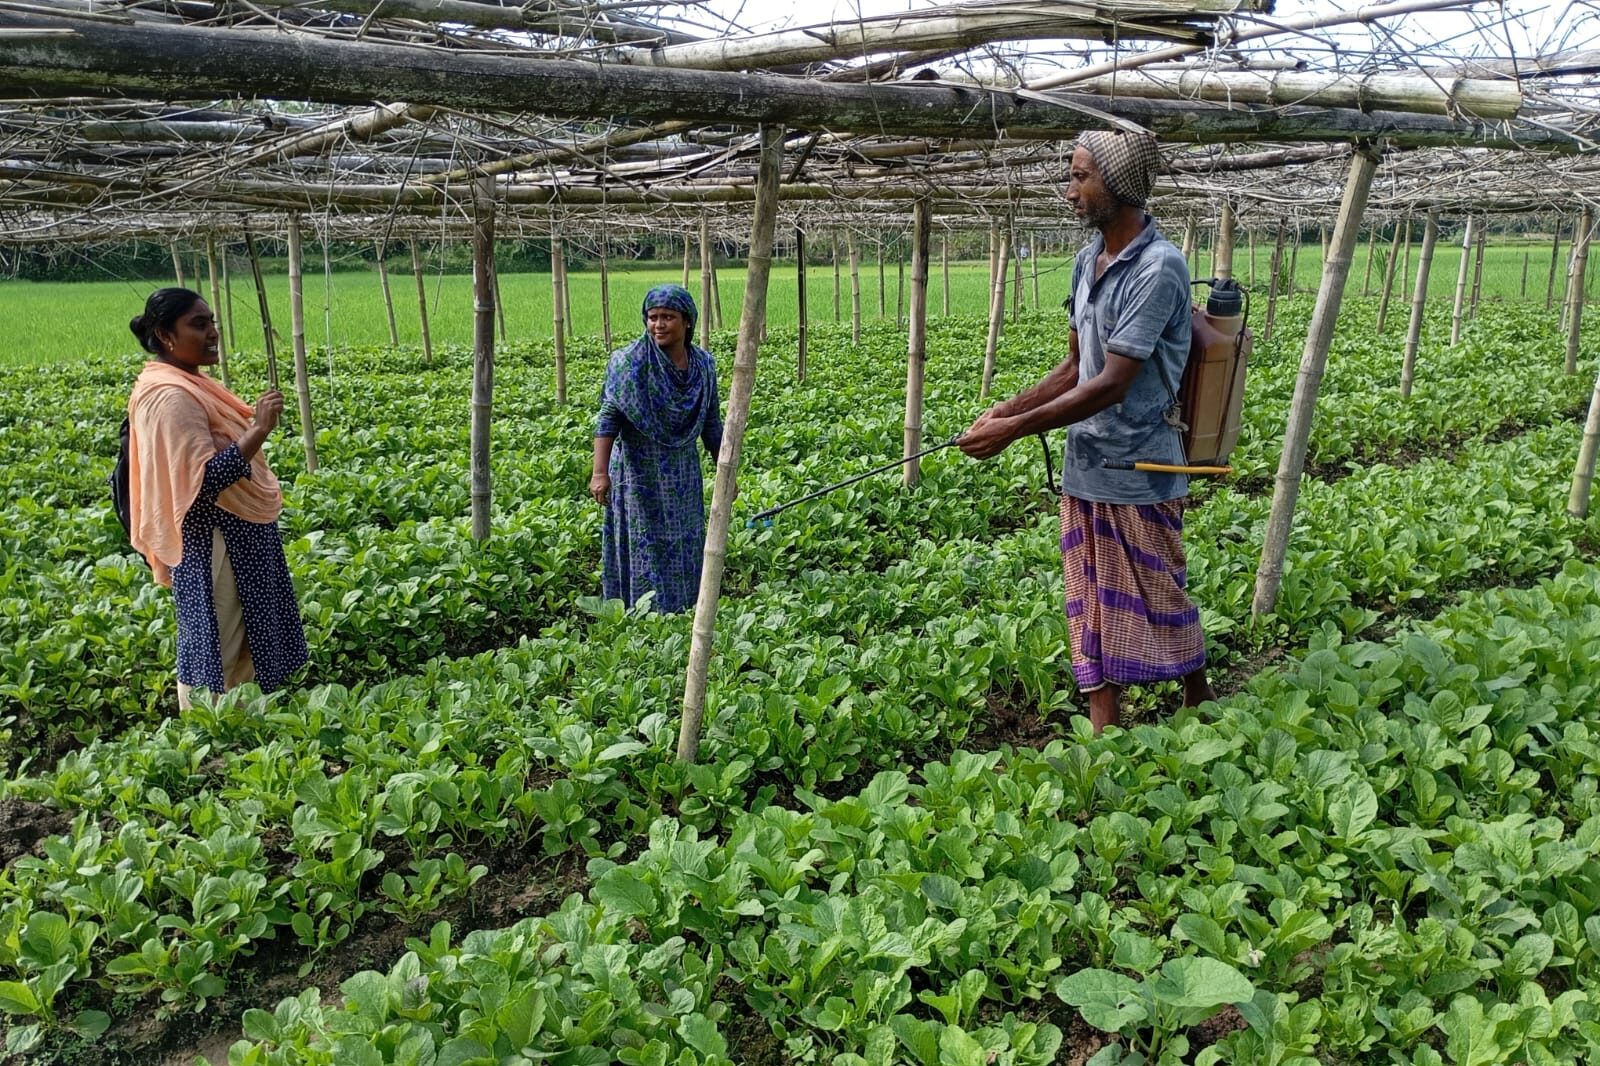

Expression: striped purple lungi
xmin=1060 ymin=495 xmax=1205 ymax=692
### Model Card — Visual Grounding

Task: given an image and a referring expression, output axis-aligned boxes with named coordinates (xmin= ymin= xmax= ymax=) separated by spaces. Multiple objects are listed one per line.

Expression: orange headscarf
xmin=127 ymin=361 xmax=282 ymax=586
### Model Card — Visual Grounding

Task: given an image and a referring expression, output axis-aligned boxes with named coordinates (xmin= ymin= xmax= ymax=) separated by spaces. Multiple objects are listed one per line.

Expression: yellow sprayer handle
xmin=1103 ymin=461 xmax=1234 ymax=476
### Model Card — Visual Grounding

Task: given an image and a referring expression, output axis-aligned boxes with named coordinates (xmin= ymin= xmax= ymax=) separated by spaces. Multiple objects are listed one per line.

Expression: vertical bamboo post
xmin=552 ymin=231 xmax=568 ymax=404
xmin=321 ymin=230 xmax=335 ymax=362
xmin=563 ymin=243 xmax=576 ymax=340
xmin=904 ymin=198 xmax=931 ymax=487
xmin=1548 ymin=220 xmax=1564 ymax=312
xmin=1319 ymin=224 xmax=1329 ymax=262
xmin=1565 ymin=207 xmax=1594 ymax=376
xmin=375 ymin=240 xmax=400 ymax=346
xmin=980 ymin=231 xmax=1011 ymax=399
xmin=1521 ymin=251 xmax=1530 ymax=299
xmin=1253 ymin=148 xmax=1378 ymax=617
xmin=710 ymin=257 xmax=723 ymax=331
xmin=599 ymin=225 xmax=613 ymax=351
xmin=876 ymin=239 xmax=887 ymax=319
xmin=244 ymin=229 xmax=278 ymax=390
xmin=1361 ymin=225 xmax=1377 ymax=295
xmin=1264 ymin=221 xmax=1286 ymax=343
xmin=678 ymin=125 xmax=782 ymax=764
xmin=681 ymin=236 xmax=691 ymax=288
xmin=796 ymin=225 xmax=808 ymax=382
xmin=490 ymin=248 xmax=507 ymax=344
xmin=1570 ymin=360 xmax=1600 ymax=518
xmin=1287 ymin=227 xmax=1300 ymax=296
xmin=832 ymin=233 xmax=841 ymax=322
xmin=1402 ymin=216 xmax=1413 ymax=295
xmin=1401 ymin=211 xmax=1440 ymax=399
xmin=1248 ymin=227 xmax=1257 ymax=289
xmin=170 ymin=241 xmax=186 ymax=288
xmin=1030 ymin=233 xmax=1040 ymax=309
xmin=285 ymin=214 xmax=318 ymax=473
xmin=1449 ymin=216 xmax=1474 ymax=345
xmin=941 ymin=233 xmax=951 ymax=316
xmin=848 ymin=231 xmax=862 ymax=345
xmin=470 ymin=177 xmax=496 ymax=542
xmin=1375 ymin=217 xmax=1406 ymax=334
xmin=1181 ymin=219 xmax=1197 ymax=275
xmin=410 ymin=240 xmax=433 ymax=365
xmin=699 ymin=214 xmax=714 ymax=350
xmin=205 ymin=234 xmax=230 ymax=390
xmin=1469 ymin=223 xmax=1487 ymax=318
xmin=1215 ymin=200 xmax=1235 ymax=282
xmin=1010 ymin=216 xmax=1023 ymax=316
xmin=987 ymin=224 xmax=999 ymax=297
xmin=221 ymin=246 xmax=235 ymax=360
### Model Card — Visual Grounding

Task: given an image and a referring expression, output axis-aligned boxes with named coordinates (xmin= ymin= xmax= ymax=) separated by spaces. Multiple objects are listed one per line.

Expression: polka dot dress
xmin=169 ymin=443 xmax=308 ymax=696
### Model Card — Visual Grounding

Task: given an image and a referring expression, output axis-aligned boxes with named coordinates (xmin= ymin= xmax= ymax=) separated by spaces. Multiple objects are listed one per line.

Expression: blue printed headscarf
xmin=597 ymin=284 xmax=716 ymax=449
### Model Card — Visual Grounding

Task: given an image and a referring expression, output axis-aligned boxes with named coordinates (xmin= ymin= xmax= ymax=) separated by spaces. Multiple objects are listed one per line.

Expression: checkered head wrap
xmin=1076 ymin=129 xmax=1162 ymax=207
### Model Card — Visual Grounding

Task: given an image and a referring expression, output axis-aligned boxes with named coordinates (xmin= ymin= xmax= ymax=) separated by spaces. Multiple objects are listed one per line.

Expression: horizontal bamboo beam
xmin=1068 ymin=69 xmax=1521 ymax=119
xmin=0 ymin=12 xmax=1584 ymax=152
xmin=260 ymin=0 xmax=702 ymax=45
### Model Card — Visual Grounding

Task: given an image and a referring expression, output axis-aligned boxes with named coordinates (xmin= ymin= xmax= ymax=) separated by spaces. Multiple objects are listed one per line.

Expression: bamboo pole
xmin=987 ymin=224 xmax=999 ymax=298
xmin=1402 ymin=215 xmax=1413 ymax=295
xmin=832 ymin=232 xmax=841 ymax=322
xmin=1570 ymin=343 xmax=1600 ymax=517
xmin=699 ymin=214 xmax=713 ymax=350
xmin=1264 ymin=221 xmax=1286 ymax=342
xmin=410 ymin=240 xmax=433 ymax=364
xmin=796 ymin=225 xmax=808 ymax=382
xmin=848 ymin=231 xmax=862 ymax=345
xmin=1469 ymin=223 xmax=1486 ymax=319
xmin=1248 ymin=227 xmax=1256 ymax=289
xmin=1361 ymin=225 xmax=1377 ymax=295
xmin=1215 ymin=200 xmax=1235 ymax=282
xmin=941 ymin=233 xmax=951 ymax=316
xmin=563 ymin=243 xmax=575 ymax=340
xmin=1450 ymin=215 xmax=1474 ymax=345
xmin=896 ymin=235 xmax=906 ymax=328
xmin=904 ymin=197 xmax=931 ymax=487
xmin=244 ymin=229 xmax=278 ymax=390
xmin=321 ymin=231 xmax=335 ymax=364
xmin=980 ymin=231 xmax=1011 ymax=399
xmin=221 ymin=247 xmax=235 ymax=362
xmin=1521 ymin=250 xmax=1530 ymax=299
xmin=1287 ymin=227 xmax=1300 ymax=296
xmin=204 ymin=233 xmax=230 ymax=391
xmin=599 ymin=226 xmax=613 ymax=350
xmin=170 ymin=241 xmax=186 ymax=288
xmin=1010 ymin=218 xmax=1024 ymax=316
xmin=1401 ymin=211 xmax=1439 ymax=399
xmin=1253 ymin=148 xmax=1377 ymax=617
xmin=490 ymin=248 xmax=507 ymax=343
xmin=1181 ymin=218 xmax=1197 ymax=275
xmin=876 ymin=239 xmax=886 ymax=319
xmin=681 ymin=237 xmax=691 ymax=288
xmin=552 ymin=233 xmax=568 ymax=403
xmin=285 ymin=213 xmax=319 ymax=473
xmin=1548 ymin=220 xmax=1564 ymax=312
xmin=1565 ymin=207 xmax=1594 ymax=376
xmin=1030 ymin=233 xmax=1040 ymax=309
xmin=1375 ymin=217 xmax=1406 ymax=334
xmin=678 ymin=125 xmax=782 ymax=764
xmin=711 ymin=258 xmax=723 ymax=331
xmin=470 ymin=178 xmax=496 ymax=542
xmin=375 ymin=240 xmax=400 ymax=346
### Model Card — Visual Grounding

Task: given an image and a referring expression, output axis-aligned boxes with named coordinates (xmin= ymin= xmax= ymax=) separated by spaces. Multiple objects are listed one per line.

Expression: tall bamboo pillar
xmin=1247 ymin=227 xmax=1257 ymax=289
xmin=710 ymin=258 xmax=723 ymax=331
xmin=205 ymin=234 xmax=230 ymax=390
xmin=470 ymin=178 xmax=496 ymax=542
xmin=1181 ymin=219 xmax=1197 ymax=275
xmin=1030 ymin=235 xmax=1041 ymax=309
xmin=244 ymin=229 xmax=278 ymax=389
xmin=795 ymin=226 xmax=808 ymax=382
xmin=678 ymin=125 xmax=782 ymax=764
xmin=896 ymin=236 xmax=906 ymax=327
xmin=941 ymin=234 xmax=951 ymax=316
xmin=563 ymin=243 xmax=576 ymax=340
xmin=1215 ymin=200 xmax=1235 ymax=282
xmin=1360 ymin=225 xmax=1377 ymax=295
xmin=1253 ymin=148 xmax=1378 ymax=617
xmin=409 ymin=241 xmax=433 ymax=365
xmin=1402 ymin=216 xmax=1413 ymax=294
xmin=1521 ymin=251 xmax=1530 ymax=299
xmin=1010 ymin=217 xmax=1023 ymax=316
xmin=375 ymin=240 xmax=400 ymax=346
xmin=1469 ymin=224 xmax=1487 ymax=319
xmin=170 ymin=241 xmax=187 ymax=288
xmin=221 ymin=248 xmax=235 ymax=362
xmin=681 ymin=238 xmax=691 ymax=288
xmin=599 ymin=226 xmax=613 ymax=351
xmin=489 ymin=250 xmax=507 ymax=343
xmin=848 ymin=231 xmax=862 ymax=345
xmin=321 ymin=232 xmax=336 ymax=366
xmin=987 ymin=224 xmax=999 ymax=297
xmin=1548 ymin=220 xmax=1564 ymax=312
xmin=875 ymin=239 xmax=887 ymax=319
xmin=1264 ymin=221 xmax=1286 ymax=342
xmin=1565 ymin=207 xmax=1594 ymax=376
xmin=1401 ymin=212 xmax=1440 ymax=399
xmin=980 ymin=231 xmax=1011 ymax=399
xmin=699 ymin=214 xmax=714 ymax=350
xmin=552 ymin=232 xmax=568 ymax=404
xmin=285 ymin=214 xmax=319 ymax=472
xmin=1375 ymin=217 xmax=1406 ymax=334
xmin=904 ymin=198 xmax=931 ymax=487
xmin=1287 ymin=227 xmax=1300 ymax=296
xmin=1450 ymin=216 xmax=1475 ymax=346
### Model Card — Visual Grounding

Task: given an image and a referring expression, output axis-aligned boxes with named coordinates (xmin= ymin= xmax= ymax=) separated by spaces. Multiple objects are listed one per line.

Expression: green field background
xmin=2 ymin=237 xmax=1592 ymax=369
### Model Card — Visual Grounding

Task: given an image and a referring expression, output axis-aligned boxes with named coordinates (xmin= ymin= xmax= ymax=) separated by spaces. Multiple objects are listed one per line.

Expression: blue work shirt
xmin=1064 ymin=215 xmax=1192 ymax=504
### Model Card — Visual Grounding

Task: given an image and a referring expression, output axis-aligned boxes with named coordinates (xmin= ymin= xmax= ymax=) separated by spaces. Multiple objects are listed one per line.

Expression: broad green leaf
xmin=592 ymin=866 xmax=658 ymax=918
xmin=890 ymin=1013 xmax=941 ymax=1066
xmin=678 ymin=1013 xmax=727 ymax=1058
xmin=1053 ymin=969 xmax=1146 ymax=1032
xmin=1438 ymin=996 xmax=1504 ymax=1066
xmin=1327 ymin=780 xmax=1378 ymax=843
xmin=0 ymin=980 xmax=40 ymax=1015
xmin=1147 ymin=957 xmax=1254 ymax=1010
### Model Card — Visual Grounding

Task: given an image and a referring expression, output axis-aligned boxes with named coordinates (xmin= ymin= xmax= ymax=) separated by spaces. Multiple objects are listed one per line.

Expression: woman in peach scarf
xmin=127 ymin=288 xmax=307 ymax=708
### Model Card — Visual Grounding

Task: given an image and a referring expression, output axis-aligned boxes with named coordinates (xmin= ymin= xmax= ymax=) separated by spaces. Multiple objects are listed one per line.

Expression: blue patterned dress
xmin=596 ymin=337 xmax=724 ymax=613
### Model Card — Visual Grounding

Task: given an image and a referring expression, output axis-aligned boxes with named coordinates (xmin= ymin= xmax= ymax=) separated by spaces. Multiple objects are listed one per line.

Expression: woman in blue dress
xmin=590 ymin=284 xmax=724 ymax=613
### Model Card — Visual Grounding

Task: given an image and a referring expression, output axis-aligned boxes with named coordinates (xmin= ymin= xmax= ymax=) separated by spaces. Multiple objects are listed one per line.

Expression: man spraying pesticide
xmin=959 ymin=129 xmax=1224 ymax=734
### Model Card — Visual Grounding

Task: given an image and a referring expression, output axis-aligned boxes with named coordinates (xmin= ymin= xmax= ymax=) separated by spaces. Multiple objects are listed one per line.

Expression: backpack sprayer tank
xmin=1179 ymin=278 xmax=1252 ymax=467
